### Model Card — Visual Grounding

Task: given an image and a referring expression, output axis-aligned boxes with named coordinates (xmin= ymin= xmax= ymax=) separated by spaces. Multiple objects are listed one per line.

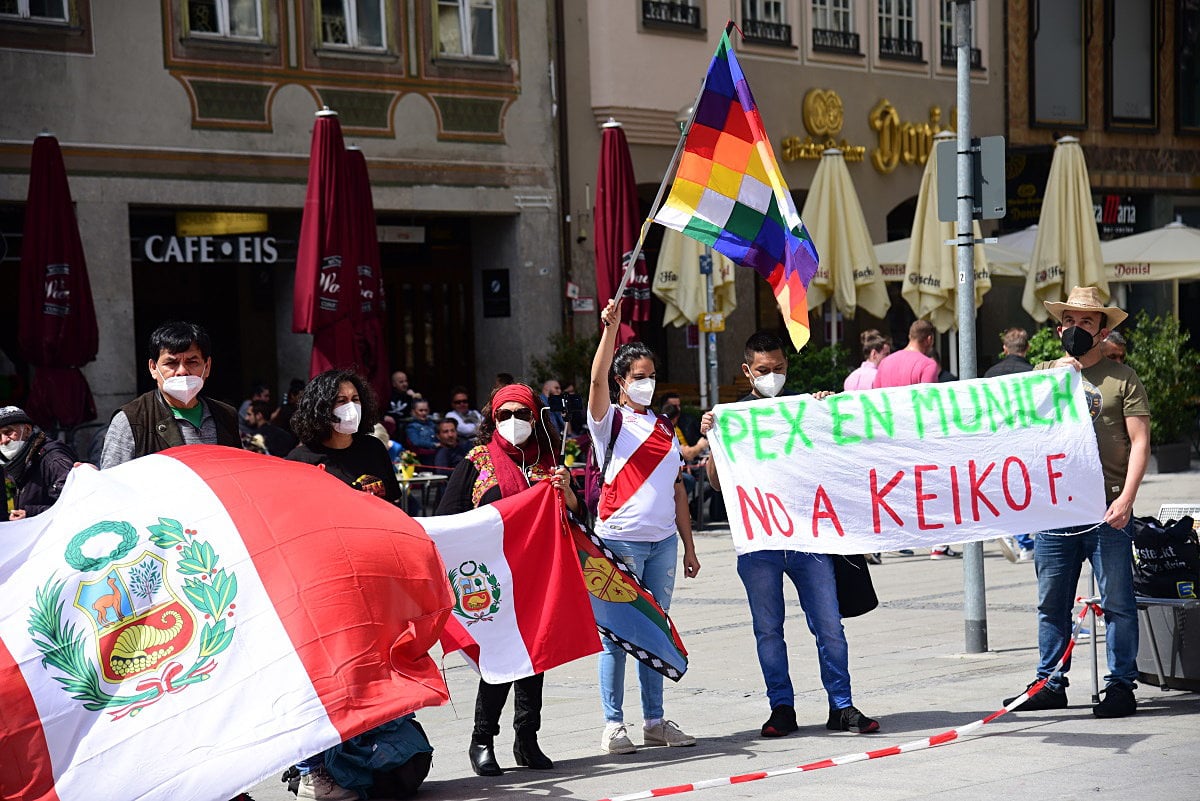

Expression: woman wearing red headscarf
xmin=436 ymin=382 xmax=580 ymax=777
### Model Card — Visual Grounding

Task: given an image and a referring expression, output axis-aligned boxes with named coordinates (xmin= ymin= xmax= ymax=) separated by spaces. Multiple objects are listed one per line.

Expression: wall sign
xmin=141 ymin=235 xmax=279 ymax=264
xmin=482 ymin=269 xmax=510 ymax=318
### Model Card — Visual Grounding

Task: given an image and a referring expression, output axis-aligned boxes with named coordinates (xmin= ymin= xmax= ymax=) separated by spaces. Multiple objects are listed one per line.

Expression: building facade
xmin=0 ymin=0 xmax=565 ymax=421
xmin=562 ymin=0 xmax=1007 ymax=387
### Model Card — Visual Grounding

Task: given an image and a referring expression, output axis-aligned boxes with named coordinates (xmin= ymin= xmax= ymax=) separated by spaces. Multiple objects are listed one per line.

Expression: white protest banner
xmin=707 ymin=368 xmax=1107 ymax=555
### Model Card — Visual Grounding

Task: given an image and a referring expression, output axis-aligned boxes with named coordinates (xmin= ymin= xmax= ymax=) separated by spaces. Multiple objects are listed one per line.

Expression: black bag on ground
xmin=833 ymin=554 xmax=879 ymax=618
xmin=1132 ymin=515 xmax=1199 ymax=600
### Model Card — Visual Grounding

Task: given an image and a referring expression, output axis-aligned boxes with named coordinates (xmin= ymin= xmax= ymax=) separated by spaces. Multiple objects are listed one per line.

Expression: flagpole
xmin=610 ymin=21 xmax=738 ymax=302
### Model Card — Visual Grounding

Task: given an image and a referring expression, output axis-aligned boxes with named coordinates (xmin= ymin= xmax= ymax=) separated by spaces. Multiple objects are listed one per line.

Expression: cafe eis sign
xmin=781 ymin=88 xmax=956 ymax=174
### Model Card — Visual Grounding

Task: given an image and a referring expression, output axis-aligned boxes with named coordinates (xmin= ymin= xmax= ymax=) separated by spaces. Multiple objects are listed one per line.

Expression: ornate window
xmin=186 ymin=0 xmax=262 ymax=39
xmin=320 ymin=0 xmax=385 ymax=50
xmin=0 ymin=0 xmax=67 ymax=21
xmin=878 ymin=0 xmax=920 ymax=61
xmin=938 ymin=0 xmax=980 ymax=68
xmin=742 ymin=0 xmax=790 ymax=46
xmin=812 ymin=0 xmax=858 ymax=54
xmin=437 ymin=0 xmax=497 ymax=59
xmin=642 ymin=0 xmax=701 ymax=31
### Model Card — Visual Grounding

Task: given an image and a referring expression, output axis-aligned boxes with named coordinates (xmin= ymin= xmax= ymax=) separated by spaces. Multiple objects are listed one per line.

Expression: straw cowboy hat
xmin=1043 ymin=285 xmax=1128 ymax=329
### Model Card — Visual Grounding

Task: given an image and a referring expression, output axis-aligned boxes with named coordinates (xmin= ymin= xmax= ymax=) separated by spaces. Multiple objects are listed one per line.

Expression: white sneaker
xmin=997 ymin=537 xmax=1018 ymax=563
xmin=296 ymin=767 xmax=358 ymax=801
xmin=601 ymin=722 xmax=637 ymax=754
xmin=1018 ymin=548 xmax=1034 ymax=562
xmin=643 ymin=719 xmax=696 ymax=747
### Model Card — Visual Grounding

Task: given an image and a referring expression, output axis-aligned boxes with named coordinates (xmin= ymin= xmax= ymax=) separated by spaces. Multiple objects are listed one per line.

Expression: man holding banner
xmin=701 ymin=332 xmax=879 ymax=738
xmin=1004 ymin=287 xmax=1150 ymax=718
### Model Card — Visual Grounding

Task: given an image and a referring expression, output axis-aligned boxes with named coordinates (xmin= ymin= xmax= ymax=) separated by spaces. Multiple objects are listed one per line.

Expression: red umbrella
xmin=344 ymin=146 xmax=390 ymax=405
xmin=293 ymin=108 xmax=359 ymax=377
xmin=18 ymin=133 xmax=98 ymax=430
xmin=595 ymin=120 xmax=650 ymax=344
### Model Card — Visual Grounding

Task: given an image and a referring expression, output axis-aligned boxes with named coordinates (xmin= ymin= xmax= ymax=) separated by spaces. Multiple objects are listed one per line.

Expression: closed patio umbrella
xmin=903 ymin=132 xmax=989 ymax=332
xmin=595 ymin=119 xmax=650 ymax=343
xmin=1022 ymin=136 xmax=1107 ymax=321
xmin=801 ymin=149 xmax=889 ymax=325
xmin=652 ymin=228 xmax=736 ymax=328
xmin=18 ymin=133 xmax=99 ymax=430
xmin=344 ymin=146 xmax=390 ymax=404
xmin=293 ymin=108 xmax=359 ymax=376
xmin=1100 ymin=220 xmax=1200 ymax=283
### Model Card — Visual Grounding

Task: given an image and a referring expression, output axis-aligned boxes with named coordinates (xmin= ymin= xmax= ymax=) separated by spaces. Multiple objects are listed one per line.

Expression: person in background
xmin=405 ymin=400 xmax=438 ymax=465
xmin=436 ymin=383 xmax=580 ymax=776
xmin=243 ymin=400 xmax=297 ymax=457
xmin=1004 ymin=287 xmax=1149 ymax=719
xmin=700 ymin=332 xmax=879 ymax=739
xmin=589 ymin=298 xmax=700 ymax=755
xmin=238 ymin=382 xmax=271 ymax=434
xmin=873 ymin=320 xmax=956 ymax=559
xmin=843 ymin=331 xmax=890 ymax=391
xmin=445 ymin=386 xmax=484 ymax=443
xmin=986 ymin=327 xmax=1036 ymax=562
xmin=433 ymin=418 xmax=470 ymax=471
xmin=493 ymin=373 xmax=516 ymax=391
xmin=271 ymin=378 xmax=305 ymax=436
xmin=660 ymin=392 xmax=707 ymax=503
xmin=540 ymin=379 xmax=565 ymax=434
xmin=1101 ymin=330 xmax=1127 ymax=363
xmin=0 ymin=406 xmax=75 ymax=519
xmin=985 ymin=327 xmax=1034 ymax=378
xmin=101 ymin=321 xmax=241 ymax=469
xmin=386 ymin=370 xmax=421 ymax=421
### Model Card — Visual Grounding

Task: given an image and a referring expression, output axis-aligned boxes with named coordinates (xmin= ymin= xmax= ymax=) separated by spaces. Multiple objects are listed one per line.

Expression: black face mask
xmin=1060 ymin=326 xmax=1094 ymax=358
xmin=661 ymin=403 xmax=680 ymax=419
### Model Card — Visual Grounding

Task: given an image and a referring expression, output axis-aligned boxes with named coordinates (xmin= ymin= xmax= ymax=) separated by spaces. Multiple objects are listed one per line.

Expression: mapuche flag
xmin=653 ymin=28 xmax=819 ymax=350
xmin=0 ymin=447 xmax=453 ymax=801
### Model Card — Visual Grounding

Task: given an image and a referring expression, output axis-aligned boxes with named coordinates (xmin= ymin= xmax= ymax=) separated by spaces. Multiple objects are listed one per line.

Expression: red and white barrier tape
xmin=599 ymin=600 xmax=1101 ymax=801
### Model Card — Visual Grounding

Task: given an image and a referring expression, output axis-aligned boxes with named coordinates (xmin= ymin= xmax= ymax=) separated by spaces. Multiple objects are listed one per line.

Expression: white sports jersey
xmin=589 ymin=404 xmax=683 ymax=543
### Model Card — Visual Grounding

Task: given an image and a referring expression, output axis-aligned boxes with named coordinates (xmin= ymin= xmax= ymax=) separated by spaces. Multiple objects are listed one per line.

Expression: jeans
xmin=1035 ymin=522 xmax=1138 ymax=691
xmin=598 ymin=536 xmax=678 ymax=723
xmin=736 ymin=550 xmax=852 ymax=710
xmin=473 ymin=673 xmax=543 ymax=740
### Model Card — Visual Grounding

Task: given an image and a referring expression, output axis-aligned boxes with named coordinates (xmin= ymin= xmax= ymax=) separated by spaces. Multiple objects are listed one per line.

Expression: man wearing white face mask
xmin=0 ymin=406 xmax=76 ymax=519
xmin=700 ymin=331 xmax=880 ymax=740
xmin=100 ymin=321 xmax=241 ymax=469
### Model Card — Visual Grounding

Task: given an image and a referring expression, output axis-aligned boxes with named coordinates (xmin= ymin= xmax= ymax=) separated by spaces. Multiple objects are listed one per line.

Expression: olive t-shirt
xmin=1035 ymin=358 xmax=1150 ymax=505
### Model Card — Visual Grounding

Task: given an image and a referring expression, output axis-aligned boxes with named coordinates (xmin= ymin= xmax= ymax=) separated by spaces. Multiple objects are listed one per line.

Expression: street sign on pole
xmin=936 ymin=135 xmax=1006 ymax=222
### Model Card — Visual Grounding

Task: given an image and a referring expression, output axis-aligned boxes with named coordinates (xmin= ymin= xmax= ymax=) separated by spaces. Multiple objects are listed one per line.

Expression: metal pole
xmin=701 ymin=247 xmax=719 ymax=408
xmin=956 ymin=0 xmax=987 ymax=654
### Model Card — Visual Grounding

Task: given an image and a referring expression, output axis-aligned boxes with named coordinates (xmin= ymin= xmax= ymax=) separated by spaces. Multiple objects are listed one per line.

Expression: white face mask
xmin=0 ymin=439 xmax=25 ymax=460
xmin=623 ymin=377 xmax=656 ymax=407
xmin=161 ymin=374 xmax=204 ymax=405
xmin=496 ymin=417 xmax=533 ymax=446
xmin=751 ymin=372 xmax=787 ymax=398
xmin=332 ymin=401 xmax=362 ymax=434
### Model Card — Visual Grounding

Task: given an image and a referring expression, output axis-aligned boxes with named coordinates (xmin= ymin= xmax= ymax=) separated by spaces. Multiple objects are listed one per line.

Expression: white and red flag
xmin=0 ymin=446 xmax=453 ymax=801
xmin=424 ymin=482 xmax=602 ymax=683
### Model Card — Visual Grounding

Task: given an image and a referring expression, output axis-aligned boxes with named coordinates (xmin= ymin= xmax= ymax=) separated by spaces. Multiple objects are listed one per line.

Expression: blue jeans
xmin=736 ymin=551 xmax=852 ymax=710
xmin=598 ymin=536 xmax=678 ymax=722
xmin=1035 ymin=522 xmax=1138 ymax=691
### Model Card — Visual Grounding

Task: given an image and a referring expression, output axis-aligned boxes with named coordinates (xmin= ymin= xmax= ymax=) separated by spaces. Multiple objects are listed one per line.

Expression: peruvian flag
xmin=0 ymin=446 xmax=452 ymax=801
xmin=424 ymin=482 xmax=602 ymax=683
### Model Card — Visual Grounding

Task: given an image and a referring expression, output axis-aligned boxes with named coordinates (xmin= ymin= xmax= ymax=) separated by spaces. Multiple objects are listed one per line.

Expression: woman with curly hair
xmin=287 ymin=369 xmax=400 ymax=504
xmin=436 ymin=382 xmax=581 ymax=776
xmin=285 ymin=369 xmax=409 ymax=799
xmin=587 ymin=298 xmax=700 ymax=756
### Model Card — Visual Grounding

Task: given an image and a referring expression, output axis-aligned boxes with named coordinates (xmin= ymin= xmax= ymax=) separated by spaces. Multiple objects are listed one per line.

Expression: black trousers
xmin=473 ymin=673 xmax=544 ymax=740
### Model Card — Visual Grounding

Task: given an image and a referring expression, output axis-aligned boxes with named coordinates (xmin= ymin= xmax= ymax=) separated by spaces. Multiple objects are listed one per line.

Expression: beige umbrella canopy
xmin=652 ymin=227 xmax=737 ymax=327
xmin=1100 ymin=220 xmax=1200 ymax=283
xmin=877 ymin=238 xmax=1027 ymax=278
xmin=800 ymin=149 xmax=890 ymax=319
xmin=1022 ymin=137 xmax=1107 ymax=321
xmin=903 ymin=132 xmax=990 ymax=333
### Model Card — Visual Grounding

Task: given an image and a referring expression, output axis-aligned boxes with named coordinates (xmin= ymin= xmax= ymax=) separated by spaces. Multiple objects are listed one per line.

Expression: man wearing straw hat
xmin=1004 ymin=286 xmax=1150 ymax=718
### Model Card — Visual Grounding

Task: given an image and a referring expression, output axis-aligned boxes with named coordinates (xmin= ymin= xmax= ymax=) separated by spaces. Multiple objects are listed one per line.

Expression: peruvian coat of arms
xmin=28 ymin=517 xmax=238 ymax=719
xmin=449 ymin=560 xmax=501 ymax=625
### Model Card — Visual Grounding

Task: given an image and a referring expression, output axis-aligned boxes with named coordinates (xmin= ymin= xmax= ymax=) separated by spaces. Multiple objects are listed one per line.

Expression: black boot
xmin=469 ymin=736 xmax=502 ymax=776
xmin=513 ymin=737 xmax=553 ymax=770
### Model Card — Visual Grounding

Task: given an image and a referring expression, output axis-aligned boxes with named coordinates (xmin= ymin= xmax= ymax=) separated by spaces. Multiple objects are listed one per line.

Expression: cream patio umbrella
xmin=903 ymin=132 xmax=990 ymax=332
xmin=1022 ymin=136 xmax=1107 ymax=320
xmin=652 ymin=227 xmax=737 ymax=328
xmin=1100 ymin=220 xmax=1200 ymax=283
xmin=877 ymin=238 xmax=1028 ymax=279
xmin=800 ymin=149 xmax=890 ymax=330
